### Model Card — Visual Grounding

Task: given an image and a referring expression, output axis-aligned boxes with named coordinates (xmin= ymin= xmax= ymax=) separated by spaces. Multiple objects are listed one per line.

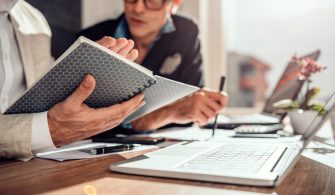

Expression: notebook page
xmin=124 ymin=76 xmax=199 ymax=123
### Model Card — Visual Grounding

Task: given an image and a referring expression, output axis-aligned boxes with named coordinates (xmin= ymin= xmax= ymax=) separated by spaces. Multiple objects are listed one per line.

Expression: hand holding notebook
xmin=4 ymin=36 xmax=157 ymax=114
xmin=3 ymin=36 xmax=198 ymax=129
xmin=47 ymin=74 xmax=146 ymax=146
xmin=20 ymin=36 xmax=148 ymax=147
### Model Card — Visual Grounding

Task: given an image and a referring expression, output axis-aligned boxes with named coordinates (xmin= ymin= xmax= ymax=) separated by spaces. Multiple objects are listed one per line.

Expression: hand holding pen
xmin=212 ymin=76 xmax=226 ymax=137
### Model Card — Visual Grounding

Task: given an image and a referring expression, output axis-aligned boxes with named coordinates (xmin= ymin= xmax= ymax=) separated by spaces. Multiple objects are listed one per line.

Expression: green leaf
xmin=308 ymin=103 xmax=326 ymax=116
xmin=306 ymin=87 xmax=320 ymax=104
xmin=273 ymin=99 xmax=300 ymax=110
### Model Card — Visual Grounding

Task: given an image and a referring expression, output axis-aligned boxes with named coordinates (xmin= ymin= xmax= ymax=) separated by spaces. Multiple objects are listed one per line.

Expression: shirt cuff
xmin=31 ymin=112 xmax=56 ymax=154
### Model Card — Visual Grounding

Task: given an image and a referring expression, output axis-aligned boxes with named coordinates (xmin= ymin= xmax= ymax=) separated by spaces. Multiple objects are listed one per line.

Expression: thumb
xmin=66 ymin=74 xmax=96 ymax=107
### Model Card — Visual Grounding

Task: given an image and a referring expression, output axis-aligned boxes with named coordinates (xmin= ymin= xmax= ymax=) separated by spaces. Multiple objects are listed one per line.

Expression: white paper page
xmin=302 ymin=121 xmax=335 ymax=168
xmin=209 ymin=113 xmax=280 ymax=124
xmin=149 ymin=126 xmax=234 ymax=141
xmin=149 ymin=126 xmax=302 ymax=143
xmin=124 ymin=76 xmax=199 ymax=123
xmin=36 ymin=140 xmax=158 ymax=162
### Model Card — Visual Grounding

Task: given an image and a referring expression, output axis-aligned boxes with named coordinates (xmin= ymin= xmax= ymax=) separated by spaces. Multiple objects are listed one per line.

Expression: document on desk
xmin=302 ymin=121 xmax=335 ymax=168
xmin=35 ymin=140 xmax=158 ymax=162
xmin=149 ymin=126 xmax=234 ymax=141
xmin=149 ymin=126 xmax=302 ymax=143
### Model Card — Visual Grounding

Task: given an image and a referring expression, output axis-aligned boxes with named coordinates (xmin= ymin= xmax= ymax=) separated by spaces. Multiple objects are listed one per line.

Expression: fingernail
xmin=128 ymin=39 xmax=134 ymax=45
xmin=139 ymin=93 xmax=145 ymax=99
xmin=119 ymin=38 xmax=128 ymax=44
xmin=140 ymin=101 xmax=146 ymax=107
xmin=83 ymin=75 xmax=92 ymax=89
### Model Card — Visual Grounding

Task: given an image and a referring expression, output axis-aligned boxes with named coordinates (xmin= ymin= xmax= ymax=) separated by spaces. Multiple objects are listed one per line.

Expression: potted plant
xmin=273 ymin=54 xmax=326 ymax=135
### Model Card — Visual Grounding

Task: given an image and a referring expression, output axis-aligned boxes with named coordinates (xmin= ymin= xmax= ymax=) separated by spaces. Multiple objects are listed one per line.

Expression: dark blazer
xmin=79 ymin=14 xmax=203 ymax=87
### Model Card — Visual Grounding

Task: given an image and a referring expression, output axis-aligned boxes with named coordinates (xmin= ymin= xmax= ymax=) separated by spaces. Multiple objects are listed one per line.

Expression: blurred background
xmin=27 ymin=0 xmax=335 ymax=109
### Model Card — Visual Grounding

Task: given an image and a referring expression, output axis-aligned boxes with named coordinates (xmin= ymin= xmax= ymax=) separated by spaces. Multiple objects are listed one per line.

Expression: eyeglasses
xmin=124 ymin=0 xmax=168 ymax=11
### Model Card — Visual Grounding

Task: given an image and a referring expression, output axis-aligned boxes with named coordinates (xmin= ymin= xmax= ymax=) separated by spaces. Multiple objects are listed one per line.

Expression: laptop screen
xmin=302 ymin=91 xmax=335 ymax=144
xmin=263 ymin=50 xmax=321 ymax=115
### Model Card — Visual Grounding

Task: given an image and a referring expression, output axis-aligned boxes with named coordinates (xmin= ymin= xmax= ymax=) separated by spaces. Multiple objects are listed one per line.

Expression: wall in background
xmin=27 ymin=0 xmax=81 ymax=58
xmin=27 ymin=0 xmax=124 ymax=58
xmin=180 ymin=0 xmax=227 ymax=90
xmin=225 ymin=0 xmax=335 ymax=98
xmin=82 ymin=0 xmax=123 ymax=28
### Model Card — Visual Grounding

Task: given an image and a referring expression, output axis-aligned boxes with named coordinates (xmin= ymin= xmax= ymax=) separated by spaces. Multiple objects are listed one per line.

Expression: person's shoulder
xmin=10 ymin=1 xmax=51 ymax=36
xmin=79 ymin=15 xmax=122 ymax=40
xmin=172 ymin=14 xmax=199 ymax=34
xmin=11 ymin=1 xmax=44 ymax=19
xmin=87 ymin=19 xmax=119 ymax=31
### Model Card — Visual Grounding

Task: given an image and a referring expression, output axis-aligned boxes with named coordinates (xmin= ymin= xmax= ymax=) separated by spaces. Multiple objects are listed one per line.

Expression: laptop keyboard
xmin=178 ymin=143 xmax=277 ymax=174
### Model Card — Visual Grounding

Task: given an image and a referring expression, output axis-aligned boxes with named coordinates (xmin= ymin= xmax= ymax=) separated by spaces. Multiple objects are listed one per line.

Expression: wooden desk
xmin=0 ymin=148 xmax=334 ymax=195
xmin=1 ymin=120 xmax=335 ymax=195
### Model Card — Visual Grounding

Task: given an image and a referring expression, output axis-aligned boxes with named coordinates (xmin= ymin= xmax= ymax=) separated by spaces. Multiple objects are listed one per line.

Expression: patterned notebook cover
xmin=4 ymin=37 xmax=156 ymax=114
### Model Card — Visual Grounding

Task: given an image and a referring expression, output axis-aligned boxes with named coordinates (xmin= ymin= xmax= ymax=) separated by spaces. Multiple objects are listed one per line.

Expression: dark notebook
xmin=3 ymin=36 xmax=156 ymax=114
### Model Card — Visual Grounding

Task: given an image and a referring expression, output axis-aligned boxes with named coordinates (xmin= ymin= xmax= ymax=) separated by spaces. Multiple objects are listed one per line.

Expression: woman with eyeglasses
xmin=80 ymin=0 xmax=228 ymax=132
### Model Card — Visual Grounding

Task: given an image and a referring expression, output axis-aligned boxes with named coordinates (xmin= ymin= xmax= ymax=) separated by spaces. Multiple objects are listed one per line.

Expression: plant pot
xmin=289 ymin=110 xmax=322 ymax=136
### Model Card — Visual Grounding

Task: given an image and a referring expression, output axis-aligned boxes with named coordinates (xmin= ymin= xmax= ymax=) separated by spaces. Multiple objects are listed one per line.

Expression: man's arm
xmin=0 ymin=113 xmax=34 ymax=161
xmin=0 ymin=37 xmax=142 ymax=160
xmin=0 ymin=112 xmax=53 ymax=161
xmin=47 ymin=37 xmax=141 ymax=147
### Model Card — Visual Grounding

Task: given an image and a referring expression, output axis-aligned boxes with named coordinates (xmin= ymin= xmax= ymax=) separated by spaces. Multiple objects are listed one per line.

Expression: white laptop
xmin=110 ymin=91 xmax=334 ymax=186
xmin=206 ymin=50 xmax=321 ymax=129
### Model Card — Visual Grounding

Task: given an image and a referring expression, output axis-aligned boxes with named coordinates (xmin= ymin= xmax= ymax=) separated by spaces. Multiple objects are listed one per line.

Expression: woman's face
xmin=124 ymin=0 xmax=173 ymax=39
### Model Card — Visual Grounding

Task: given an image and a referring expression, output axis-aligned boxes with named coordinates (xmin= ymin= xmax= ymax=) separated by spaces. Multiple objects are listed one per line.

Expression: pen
xmin=89 ymin=144 xmax=134 ymax=155
xmin=212 ymin=76 xmax=226 ymax=137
